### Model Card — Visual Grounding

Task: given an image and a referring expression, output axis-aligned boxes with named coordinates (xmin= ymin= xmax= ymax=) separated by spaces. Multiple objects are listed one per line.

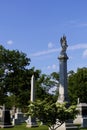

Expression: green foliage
xmin=28 ymin=99 xmax=78 ymax=130
xmin=0 ymin=45 xmax=31 ymax=108
xmin=35 ymin=72 xmax=59 ymax=100
xmin=0 ymin=45 xmax=57 ymax=110
xmin=35 ymin=72 xmax=59 ymax=101
xmin=68 ymin=67 xmax=87 ymax=104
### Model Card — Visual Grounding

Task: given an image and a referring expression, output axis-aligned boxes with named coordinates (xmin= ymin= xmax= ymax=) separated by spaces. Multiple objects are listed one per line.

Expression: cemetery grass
xmin=1 ymin=124 xmax=87 ymax=130
xmin=1 ymin=123 xmax=48 ymax=130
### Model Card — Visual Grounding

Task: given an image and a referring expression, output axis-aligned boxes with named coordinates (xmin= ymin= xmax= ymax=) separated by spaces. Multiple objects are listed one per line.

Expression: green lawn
xmin=0 ymin=123 xmax=48 ymax=130
xmin=1 ymin=123 xmax=87 ymax=130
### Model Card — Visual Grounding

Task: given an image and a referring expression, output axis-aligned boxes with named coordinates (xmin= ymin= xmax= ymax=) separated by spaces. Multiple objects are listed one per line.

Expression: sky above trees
xmin=0 ymin=0 xmax=87 ymax=74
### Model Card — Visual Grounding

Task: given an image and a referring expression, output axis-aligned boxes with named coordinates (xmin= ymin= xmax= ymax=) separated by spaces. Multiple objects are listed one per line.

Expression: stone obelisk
xmin=26 ymin=75 xmax=38 ymax=127
xmin=58 ymin=35 xmax=69 ymax=103
xmin=31 ymin=75 xmax=35 ymax=102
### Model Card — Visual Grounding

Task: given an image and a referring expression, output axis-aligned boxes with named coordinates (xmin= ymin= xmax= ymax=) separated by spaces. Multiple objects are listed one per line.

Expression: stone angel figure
xmin=60 ymin=35 xmax=68 ymax=52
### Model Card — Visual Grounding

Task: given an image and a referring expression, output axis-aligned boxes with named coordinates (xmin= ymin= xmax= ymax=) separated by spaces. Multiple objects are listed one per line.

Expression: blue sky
xmin=0 ymin=0 xmax=87 ymax=74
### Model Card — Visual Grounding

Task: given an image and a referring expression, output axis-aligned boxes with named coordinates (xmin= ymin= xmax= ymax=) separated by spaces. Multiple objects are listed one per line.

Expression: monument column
xmin=31 ymin=75 xmax=35 ymax=102
xmin=26 ymin=75 xmax=38 ymax=127
xmin=58 ymin=35 xmax=69 ymax=103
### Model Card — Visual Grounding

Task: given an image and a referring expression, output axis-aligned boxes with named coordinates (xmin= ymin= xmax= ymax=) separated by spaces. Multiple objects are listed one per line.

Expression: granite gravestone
xmin=0 ymin=105 xmax=13 ymax=128
xmin=12 ymin=108 xmax=25 ymax=125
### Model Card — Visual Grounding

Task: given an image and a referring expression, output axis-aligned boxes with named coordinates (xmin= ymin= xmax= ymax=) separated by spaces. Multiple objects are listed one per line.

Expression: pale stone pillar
xmin=26 ymin=75 xmax=38 ymax=127
xmin=31 ymin=75 xmax=35 ymax=102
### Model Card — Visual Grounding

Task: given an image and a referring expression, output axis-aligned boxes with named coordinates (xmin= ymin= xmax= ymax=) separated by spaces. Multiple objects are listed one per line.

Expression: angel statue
xmin=60 ymin=35 xmax=68 ymax=52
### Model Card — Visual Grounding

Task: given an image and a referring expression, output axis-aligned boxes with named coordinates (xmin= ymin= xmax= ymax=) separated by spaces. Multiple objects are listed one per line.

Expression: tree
xmin=0 ymin=45 xmax=55 ymax=109
xmin=28 ymin=99 xmax=78 ymax=130
xmin=0 ymin=45 xmax=53 ymax=109
xmin=68 ymin=67 xmax=87 ymax=104
xmin=0 ymin=45 xmax=31 ymax=108
xmin=0 ymin=45 xmax=9 ymax=104
xmin=0 ymin=45 xmax=59 ymax=110
xmin=36 ymin=72 xmax=59 ymax=94
xmin=35 ymin=72 xmax=59 ymax=102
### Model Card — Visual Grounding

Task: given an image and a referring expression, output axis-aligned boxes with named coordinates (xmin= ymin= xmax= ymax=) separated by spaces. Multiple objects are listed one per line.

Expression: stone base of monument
xmin=0 ymin=110 xmax=13 ymax=128
xmin=49 ymin=123 xmax=66 ymax=130
xmin=66 ymin=122 xmax=79 ymax=130
xmin=55 ymin=122 xmax=79 ymax=130
xmin=49 ymin=121 xmax=79 ymax=130
xmin=74 ymin=116 xmax=87 ymax=128
xmin=26 ymin=116 xmax=38 ymax=128
xmin=55 ymin=123 xmax=66 ymax=130
xmin=74 ymin=103 xmax=87 ymax=128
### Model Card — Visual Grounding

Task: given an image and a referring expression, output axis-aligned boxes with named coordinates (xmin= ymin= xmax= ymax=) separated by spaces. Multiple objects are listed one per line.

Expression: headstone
xmin=0 ymin=105 xmax=13 ymax=128
xmin=74 ymin=103 xmax=87 ymax=128
xmin=26 ymin=75 xmax=38 ymax=127
xmin=12 ymin=108 xmax=25 ymax=125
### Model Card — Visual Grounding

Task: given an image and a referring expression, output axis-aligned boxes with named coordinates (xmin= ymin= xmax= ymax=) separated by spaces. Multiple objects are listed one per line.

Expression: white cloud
xmin=30 ymin=43 xmax=87 ymax=57
xmin=68 ymin=44 xmax=87 ymax=50
xmin=30 ymin=48 xmax=59 ymax=57
xmin=47 ymin=66 xmax=51 ymax=70
xmin=7 ymin=40 xmax=13 ymax=45
xmin=47 ymin=64 xmax=58 ymax=70
xmin=48 ymin=42 xmax=54 ymax=49
xmin=68 ymin=21 xmax=87 ymax=28
xmin=52 ymin=64 xmax=57 ymax=69
xmin=83 ymin=49 xmax=87 ymax=58
xmin=68 ymin=20 xmax=77 ymax=24
xmin=78 ymin=23 xmax=87 ymax=27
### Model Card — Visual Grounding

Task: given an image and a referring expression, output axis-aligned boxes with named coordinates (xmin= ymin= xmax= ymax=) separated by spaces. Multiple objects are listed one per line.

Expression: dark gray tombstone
xmin=0 ymin=109 xmax=13 ymax=128
xmin=12 ymin=108 xmax=25 ymax=125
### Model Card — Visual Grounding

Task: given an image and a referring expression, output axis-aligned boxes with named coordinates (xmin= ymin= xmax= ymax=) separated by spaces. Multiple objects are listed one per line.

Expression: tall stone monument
xmin=58 ymin=35 xmax=69 ymax=103
xmin=57 ymin=36 xmax=78 ymax=130
xmin=31 ymin=75 xmax=35 ymax=102
xmin=26 ymin=75 xmax=38 ymax=127
xmin=55 ymin=36 xmax=69 ymax=130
